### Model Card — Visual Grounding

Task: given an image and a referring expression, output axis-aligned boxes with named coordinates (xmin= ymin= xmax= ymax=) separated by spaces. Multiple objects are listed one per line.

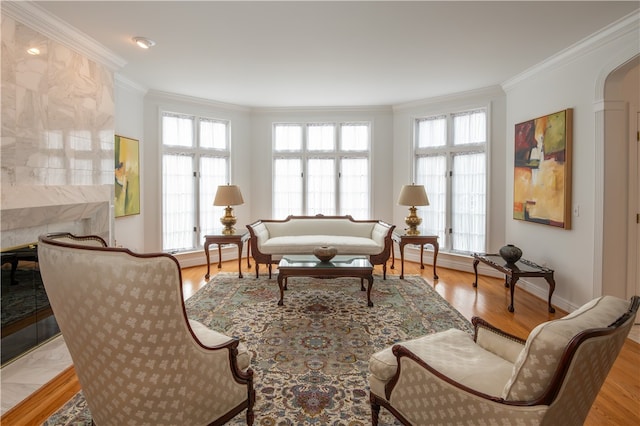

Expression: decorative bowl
xmin=499 ymin=244 xmax=522 ymax=264
xmin=313 ymin=245 xmax=338 ymax=262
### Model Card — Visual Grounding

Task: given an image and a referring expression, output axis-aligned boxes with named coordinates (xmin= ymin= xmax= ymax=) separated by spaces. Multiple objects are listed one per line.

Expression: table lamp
xmin=213 ymin=184 xmax=244 ymax=235
xmin=397 ymin=184 xmax=429 ymax=236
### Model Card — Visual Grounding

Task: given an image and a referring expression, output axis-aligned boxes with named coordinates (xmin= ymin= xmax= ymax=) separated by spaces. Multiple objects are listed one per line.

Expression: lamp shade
xmin=397 ymin=184 xmax=429 ymax=207
xmin=213 ymin=185 xmax=244 ymax=206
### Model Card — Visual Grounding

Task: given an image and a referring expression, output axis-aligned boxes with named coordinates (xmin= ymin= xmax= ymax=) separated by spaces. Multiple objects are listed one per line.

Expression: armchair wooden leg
xmin=370 ymin=394 xmax=381 ymax=426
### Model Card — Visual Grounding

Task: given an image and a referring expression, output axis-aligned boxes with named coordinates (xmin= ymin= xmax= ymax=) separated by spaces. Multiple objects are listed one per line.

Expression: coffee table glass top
xmin=474 ymin=254 xmax=551 ymax=273
xmin=279 ymin=255 xmax=371 ymax=269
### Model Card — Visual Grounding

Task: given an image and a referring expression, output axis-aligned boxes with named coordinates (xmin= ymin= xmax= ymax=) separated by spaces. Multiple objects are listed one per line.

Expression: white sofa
xmin=246 ymin=215 xmax=395 ymax=279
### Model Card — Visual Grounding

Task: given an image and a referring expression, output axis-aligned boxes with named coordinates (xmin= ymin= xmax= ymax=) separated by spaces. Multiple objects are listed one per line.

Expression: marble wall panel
xmin=1 ymin=16 xmax=116 ymax=246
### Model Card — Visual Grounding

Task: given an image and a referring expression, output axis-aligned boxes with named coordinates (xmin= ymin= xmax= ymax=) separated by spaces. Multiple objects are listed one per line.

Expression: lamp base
xmin=220 ymin=206 xmax=237 ymax=235
xmin=404 ymin=206 xmax=422 ymax=236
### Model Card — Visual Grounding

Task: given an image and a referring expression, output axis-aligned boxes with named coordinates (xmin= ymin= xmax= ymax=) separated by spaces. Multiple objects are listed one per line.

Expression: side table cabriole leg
xmin=390 ymin=243 xmax=396 ymax=270
xmin=546 ymin=275 xmax=557 ymax=313
xmin=236 ymin=242 xmax=243 ymax=278
xmin=432 ymin=242 xmax=439 ymax=279
xmin=472 ymin=258 xmax=480 ymax=287
xmin=399 ymin=242 xmax=407 ymax=279
xmin=204 ymin=242 xmax=212 ymax=279
xmin=508 ymin=276 xmax=518 ymax=313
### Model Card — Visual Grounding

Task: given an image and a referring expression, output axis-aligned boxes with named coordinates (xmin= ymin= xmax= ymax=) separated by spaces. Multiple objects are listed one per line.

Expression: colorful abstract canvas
xmin=513 ymin=109 xmax=572 ymax=229
xmin=114 ymin=135 xmax=140 ymax=217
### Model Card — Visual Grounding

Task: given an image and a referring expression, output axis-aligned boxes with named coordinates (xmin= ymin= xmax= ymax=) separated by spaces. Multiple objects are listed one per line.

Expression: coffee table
xmin=276 ymin=255 xmax=374 ymax=307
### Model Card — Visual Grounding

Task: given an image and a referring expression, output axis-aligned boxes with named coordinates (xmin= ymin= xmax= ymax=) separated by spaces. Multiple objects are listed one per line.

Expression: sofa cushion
xmin=501 ymin=295 xmax=629 ymax=401
xmin=369 ymin=329 xmax=514 ymax=397
xmin=261 ymin=235 xmax=382 ymax=255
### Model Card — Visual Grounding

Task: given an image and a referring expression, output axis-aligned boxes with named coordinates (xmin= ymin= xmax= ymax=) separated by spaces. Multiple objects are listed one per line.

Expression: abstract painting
xmin=513 ymin=109 xmax=572 ymax=229
xmin=114 ymin=135 xmax=140 ymax=217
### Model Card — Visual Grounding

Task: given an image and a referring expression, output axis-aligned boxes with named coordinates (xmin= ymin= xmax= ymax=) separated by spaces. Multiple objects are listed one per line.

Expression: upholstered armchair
xmin=369 ymin=295 xmax=639 ymax=426
xmin=38 ymin=234 xmax=255 ymax=425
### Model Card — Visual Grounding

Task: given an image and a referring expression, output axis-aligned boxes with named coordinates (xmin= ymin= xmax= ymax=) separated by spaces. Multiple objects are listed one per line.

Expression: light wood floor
xmin=3 ymin=259 xmax=639 ymax=425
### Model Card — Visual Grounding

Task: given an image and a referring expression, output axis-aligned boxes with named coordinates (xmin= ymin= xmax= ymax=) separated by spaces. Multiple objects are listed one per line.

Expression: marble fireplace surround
xmin=1 ymin=184 xmax=113 ymax=249
xmin=0 ymin=184 xmax=113 ymax=415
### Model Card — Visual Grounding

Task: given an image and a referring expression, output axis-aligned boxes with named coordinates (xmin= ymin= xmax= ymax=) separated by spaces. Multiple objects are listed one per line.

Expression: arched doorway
xmin=600 ymin=55 xmax=639 ymax=301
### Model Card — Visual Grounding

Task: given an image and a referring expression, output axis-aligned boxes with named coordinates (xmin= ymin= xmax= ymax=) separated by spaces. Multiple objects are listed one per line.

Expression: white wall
xmin=113 ymin=76 xmax=146 ymax=252
xmin=249 ymin=107 xmax=395 ymax=223
xmin=142 ymin=91 xmax=252 ymax=254
xmin=391 ymin=86 xmax=507 ymax=271
xmin=503 ymin=16 xmax=639 ymax=309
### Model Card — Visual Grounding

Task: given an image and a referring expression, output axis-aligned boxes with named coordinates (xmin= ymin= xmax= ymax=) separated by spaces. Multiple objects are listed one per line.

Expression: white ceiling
xmin=34 ymin=1 xmax=639 ymax=108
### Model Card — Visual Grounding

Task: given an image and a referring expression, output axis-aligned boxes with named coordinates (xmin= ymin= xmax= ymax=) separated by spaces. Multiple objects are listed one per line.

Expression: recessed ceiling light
xmin=132 ymin=36 xmax=156 ymax=49
xmin=27 ymin=47 xmax=40 ymax=55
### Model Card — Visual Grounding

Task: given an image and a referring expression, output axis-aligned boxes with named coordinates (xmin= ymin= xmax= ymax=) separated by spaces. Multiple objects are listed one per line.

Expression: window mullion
xmin=273 ymin=121 xmax=369 ymax=218
xmin=414 ymin=108 xmax=487 ymax=254
xmin=162 ymin=111 xmax=230 ymax=252
xmin=445 ymin=153 xmax=454 ymax=250
xmin=192 ymin=156 xmax=199 ymax=249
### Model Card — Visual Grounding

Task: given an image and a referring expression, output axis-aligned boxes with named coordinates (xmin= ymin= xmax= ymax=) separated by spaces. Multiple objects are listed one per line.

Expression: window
xmin=414 ymin=109 xmax=487 ymax=253
xmin=273 ymin=122 xmax=370 ymax=219
xmin=162 ymin=113 xmax=230 ymax=252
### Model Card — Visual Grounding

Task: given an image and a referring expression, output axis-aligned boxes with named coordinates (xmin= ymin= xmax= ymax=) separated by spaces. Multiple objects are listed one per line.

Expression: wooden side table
xmin=472 ymin=253 xmax=556 ymax=313
xmin=204 ymin=233 xmax=251 ymax=279
xmin=391 ymin=233 xmax=439 ymax=279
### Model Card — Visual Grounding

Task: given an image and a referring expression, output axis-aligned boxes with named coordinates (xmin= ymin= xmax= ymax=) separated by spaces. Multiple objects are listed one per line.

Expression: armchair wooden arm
xmin=371 ymin=344 xmax=547 ymax=426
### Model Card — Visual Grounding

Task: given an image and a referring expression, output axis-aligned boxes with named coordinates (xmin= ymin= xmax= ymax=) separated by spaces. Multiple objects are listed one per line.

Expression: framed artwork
xmin=513 ymin=108 xmax=572 ymax=229
xmin=114 ymin=135 xmax=140 ymax=217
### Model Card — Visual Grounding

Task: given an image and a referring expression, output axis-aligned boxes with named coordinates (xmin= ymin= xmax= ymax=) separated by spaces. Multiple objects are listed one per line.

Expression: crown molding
xmin=145 ymin=90 xmax=251 ymax=112
xmin=502 ymin=9 xmax=640 ymax=92
xmin=2 ymin=1 xmax=127 ymax=71
xmin=115 ymin=73 xmax=148 ymax=95
xmin=392 ymin=85 xmax=504 ymax=111
xmin=251 ymin=104 xmax=393 ymax=114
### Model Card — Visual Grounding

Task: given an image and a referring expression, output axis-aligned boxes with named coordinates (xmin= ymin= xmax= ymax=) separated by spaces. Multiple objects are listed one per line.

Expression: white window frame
xmin=413 ymin=107 xmax=488 ymax=253
xmin=161 ymin=111 xmax=231 ymax=252
xmin=272 ymin=122 xmax=371 ymax=218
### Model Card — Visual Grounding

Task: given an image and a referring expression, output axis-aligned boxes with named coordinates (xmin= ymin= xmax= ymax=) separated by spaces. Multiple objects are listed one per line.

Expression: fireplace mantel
xmin=1 ymin=185 xmax=113 ymax=248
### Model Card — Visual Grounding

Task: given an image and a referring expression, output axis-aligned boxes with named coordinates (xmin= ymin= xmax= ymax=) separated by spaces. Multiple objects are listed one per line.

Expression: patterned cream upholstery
xmin=38 ymin=234 xmax=255 ymax=425
xmin=369 ymin=295 xmax=639 ymax=426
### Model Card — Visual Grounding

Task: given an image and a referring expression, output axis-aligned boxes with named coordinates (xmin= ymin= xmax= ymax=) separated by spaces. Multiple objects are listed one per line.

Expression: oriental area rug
xmin=45 ymin=273 xmax=472 ymax=425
